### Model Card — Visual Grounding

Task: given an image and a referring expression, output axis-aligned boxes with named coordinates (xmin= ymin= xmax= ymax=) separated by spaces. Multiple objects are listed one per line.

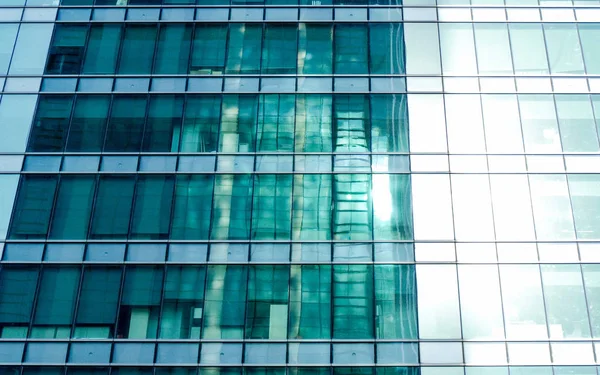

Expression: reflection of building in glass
xmin=0 ymin=1 xmax=599 ymax=375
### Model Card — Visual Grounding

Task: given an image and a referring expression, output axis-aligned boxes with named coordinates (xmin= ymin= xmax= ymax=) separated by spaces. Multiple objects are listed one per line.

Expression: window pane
xmin=28 ymin=95 xmax=74 ymax=152
xmin=9 ymin=24 xmax=54 ymax=75
xmin=46 ymin=25 xmax=87 ymax=74
xmin=541 ymin=264 xmax=590 ymax=339
xmin=292 ymin=174 xmax=332 ymax=241
xmin=568 ymin=174 xmax=600 ymax=240
xmin=529 ymin=174 xmax=575 ymax=240
xmin=555 ymin=95 xmax=599 ymax=152
xmin=83 ymin=24 xmax=122 ymax=74
xmin=369 ymin=23 xmax=404 ymax=74
xmin=143 ymin=95 xmax=184 ymax=152
xmin=295 ymin=95 xmax=332 ymax=152
xmin=131 ymin=175 xmax=175 ymax=239
xmin=582 ymin=265 xmax=600 ymax=337
xmin=439 ymin=23 xmax=477 ymax=75
xmin=118 ymin=25 xmax=158 ymax=74
xmin=104 ymin=96 xmax=147 ymax=152
xmin=33 ymin=266 xmax=80 ymax=329
xmin=191 ymin=24 xmax=227 ymax=74
xmin=375 ymin=265 xmax=417 ymax=339
xmin=298 ymin=24 xmax=332 ymax=75
xmin=262 ymin=25 xmax=297 ymax=74
xmin=220 ymin=95 xmax=258 ymax=152
xmin=203 ymin=265 xmax=248 ymax=339
xmin=579 ymin=24 xmax=600 ymax=74
xmin=373 ymin=174 xmax=412 ymax=240
xmin=544 ymin=24 xmax=585 ymax=74
xmin=252 ymin=175 xmax=292 ymax=240
xmin=75 ymin=267 xmax=122 ymax=338
xmin=289 ymin=265 xmax=331 ymax=339
xmin=0 ymin=24 xmax=19 ymax=75
xmin=10 ymin=175 xmax=58 ymax=239
xmin=333 ymin=174 xmax=372 ymax=241
xmin=370 ymin=94 xmax=408 ymax=153
xmin=66 ymin=95 xmax=110 ymax=152
xmin=0 ymin=266 xmax=39 ymax=328
xmin=181 ymin=95 xmax=221 ymax=152
xmin=474 ymin=23 xmax=513 ymax=74
xmin=518 ymin=95 xmax=562 ymax=153
xmin=90 ymin=176 xmax=135 ymax=239
xmin=246 ymin=266 xmax=290 ymax=339
xmin=257 ymin=94 xmax=295 ymax=152
xmin=49 ymin=176 xmax=96 ymax=239
xmin=154 ymin=24 xmax=192 ymax=74
xmin=160 ymin=265 xmax=206 ymax=339
xmin=333 ymin=265 xmax=373 ymax=339
xmin=508 ymin=24 xmax=549 ymax=75
xmin=211 ymin=175 xmax=253 ymax=240
xmin=117 ymin=266 xmax=164 ymax=339
xmin=334 ymin=25 xmax=368 ymax=74
xmin=334 ymin=95 xmax=370 ymax=152
xmin=171 ymin=175 xmax=214 ymax=240
xmin=226 ymin=24 xmax=262 ymax=74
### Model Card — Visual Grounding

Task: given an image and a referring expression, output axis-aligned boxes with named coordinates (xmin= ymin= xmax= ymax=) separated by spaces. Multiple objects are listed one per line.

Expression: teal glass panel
xmin=28 ymin=95 xmax=74 ymax=152
xmin=219 ymin=95 xmax=258 ymax=152
xmin=46 ymin=24 xmax=87 ymax=74
xmin=544 ymin=24 xmax=585 ymax=74
xmin=160 ymin=265 xmax=206 ymax=339
xmin=473 ymin=23 xmax=513 ymax=74
xmin=83 ymin=24 xmax=122 ymax=74
xmin=171 ymin=175 xmax=214 ymax=240
xmin=334 ymin=95 xmax=370 ymax=152
xmin=518 ymin=95 xmax=561 ymax=153
xmin=33 ymin=266 xmax=80 ymax=330
xmin=117 ymin=266 xmax=164 ymax=339
xmin=555 ymin=95 xmax=599 ymax=152
xmin=9 ymin=175 xmax=58 ymax=239
xmin=202 ymin=265 xmax=248 ymax=339
xmin=104 ymin=96 xmax=147 ymax=152
xmin=369 ymin=23 xmax=404 ymax=74
xmin=154 ymin=24 xmax=192 ymax=74
xmin=541 ymin=264 xmax=590 ymax=339
xmin=75 ymin=267 xmax=122 ymax=338
xmin=582 ymin=265 xmax=600 ymax=337
xmin=334 ymin=25 xmax=368 ymax=74
xmin=66 ymin=95 xmax=110 ymax=152
xmin=508 ymin=24 xmax=549 ymax=75
xmin=262 ymin=24 xmax=297 ymax=74
xmin=333 ymin=264 xmax=374 ymax=339
xmin=376 ymin=369 xmax=419 ymax=375
xmin=246 ymin=265 xmax=290 ymax=339
xmin=251 ymin=174 xmax=293 ymax=240
xmin=298 ymin=24 xmax=332 ymax=74
xmin=118 ymin=25 xmax=158 ymax=74
xmin=289 ymin=265 xmax=331 ymax=339
xmin=0 ymin=266 xmax=39 ymax=326
xmin=568 ymin=174 xmax=600 ymax=240
xmin=529 ymin=174 xmax=575 ymax=240
xmin=191 ymin=24 xmax=227 ymax=74
xmin=375 ymin=265 xmax=417 ymax=339
xmin=257 ymin=94 xmax=295 ymax=152
xmin=181 ymin=95 xmax=221 ymax=152
xmin=333 ymin=174 xmax=372 ymax=240
xmin=49 ymin=176 xmax=96 ymax=239
xmin=130 ymin=175 xmax=176 ymax=239
xmin=579 ymin=24 xmax=600 ymax=74
xmin=143 ymin=95 xmax=184 ymax=152
xmin=295 ymin=95 xmax=333 ymax=152
xmin=370 ymin=94 xmax=408 ymax=152
xmin=90 ymin=176 xmax=136 ymax=239
xmin=226 ymin=24 xmax=262 ymax=74
xmin=292 ymin=174 xmax=332 ymax=241
xmin=372 ymin=174 xmax=412 ymax=240
xmin=0 ymin=24 xmax=18 ymax=75
xmin=211 ymin=175 xmax=253 ymax=240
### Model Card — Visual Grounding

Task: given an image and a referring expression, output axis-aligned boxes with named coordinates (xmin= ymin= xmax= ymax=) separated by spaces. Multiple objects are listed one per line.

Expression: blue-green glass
xmin=211 ymin=175 xmax=253 ymax=240
xmin=289 ymin=265 xmax=331 ymax=339
xmin=333 ymin=264 xmax=374 ymax=339
xmin=245 ymin=265 xmax=290 ymax=338
xmin=9 ymin=175 xmax=58 ymax=239
xmin=251 ymin=174 xmax=292 ymax=240
xmin=49 ymin=176 xmax=96 ymax=239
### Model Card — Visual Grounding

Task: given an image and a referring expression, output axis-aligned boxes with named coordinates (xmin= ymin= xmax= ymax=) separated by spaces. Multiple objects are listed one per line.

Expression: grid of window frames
xmin=2 ymin=0 xmax=600 ymax=374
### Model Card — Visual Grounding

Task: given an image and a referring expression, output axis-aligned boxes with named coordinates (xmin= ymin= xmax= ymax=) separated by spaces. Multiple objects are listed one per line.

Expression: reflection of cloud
xmin=372 ymin=174 xmax=392 ymax=221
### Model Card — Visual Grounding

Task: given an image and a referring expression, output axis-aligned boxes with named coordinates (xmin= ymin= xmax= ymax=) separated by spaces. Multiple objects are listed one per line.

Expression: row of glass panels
xmin=0 ymin=264 xmax=417 ymax=340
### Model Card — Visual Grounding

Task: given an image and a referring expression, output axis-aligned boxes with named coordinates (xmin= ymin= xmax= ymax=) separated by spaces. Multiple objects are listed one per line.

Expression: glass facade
xmin=0 ymin=0 xmax=599 ymax=374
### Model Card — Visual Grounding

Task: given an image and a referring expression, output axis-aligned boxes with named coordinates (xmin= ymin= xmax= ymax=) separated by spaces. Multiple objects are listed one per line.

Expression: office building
xmin=0 ymin=0 xmax=599 ymax=374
